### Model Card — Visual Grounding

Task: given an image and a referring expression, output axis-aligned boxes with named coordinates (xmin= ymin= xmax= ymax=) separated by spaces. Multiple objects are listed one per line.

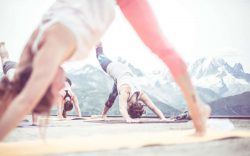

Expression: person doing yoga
xmin=57 ymin=77 xmax=81 ymax=119
xmin=0 ymin=0 xmax=210 ymax=140
xmin=96 ymin=43 xmax=166 ymax=123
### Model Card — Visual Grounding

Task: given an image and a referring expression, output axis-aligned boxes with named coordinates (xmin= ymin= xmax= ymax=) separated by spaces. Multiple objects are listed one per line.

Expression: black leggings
xmin=2 ymin=61 xmax=16 ymax=74
xmin=96 ymin=45 xmax=112 ymax=72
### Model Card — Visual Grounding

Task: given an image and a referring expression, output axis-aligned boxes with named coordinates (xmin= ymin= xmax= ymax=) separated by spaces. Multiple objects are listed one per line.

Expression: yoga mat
xmin=83 ymin=118 xmax=188 ymax=124
xmin=71 ymin=117 xmax=88 ymax=120
xmin=1 ymin=129 xmax=250 ymax=156
xmin=74 ymin=116 xmax=188 ymax=123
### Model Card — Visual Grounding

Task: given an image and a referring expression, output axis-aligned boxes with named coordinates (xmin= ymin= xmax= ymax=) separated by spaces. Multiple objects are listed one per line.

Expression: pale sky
xmin=1 ymin=0 xmax=250 ymax=72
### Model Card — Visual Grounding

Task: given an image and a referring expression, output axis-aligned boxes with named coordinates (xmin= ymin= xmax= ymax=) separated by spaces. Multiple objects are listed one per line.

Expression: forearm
xmin=102 ymin=105 xmax=110 ymax=116
xmin=119 ymin=99 xmax=131 ymax=121
xmin=75 ymin=106 xmax=81 ymax=117
xmin=0 ymin=94 xmax=34 ymax=140
xmin=119 ymin=105 xmax=131 ymax=121
xmin=57 ymin=102 xmax=63 ymax=118
xmin=148 ymin=103 xmax=165 ymax=119
xmin=152 ymin=107 xmax=166 ymax=119
xmin=0 ymin=71 xmax=53 ymax=140
xmin=0 ymin=55 xmax=61 ymax=140
xmin=141 ymin=93 xmax=165 ymax=119
xmin=73 ymin=97 xmax=81 ymax=117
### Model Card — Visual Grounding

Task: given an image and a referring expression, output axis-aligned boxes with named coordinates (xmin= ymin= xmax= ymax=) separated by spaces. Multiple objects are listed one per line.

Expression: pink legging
xmin=117 ymin=0 xmax=187 ymax=78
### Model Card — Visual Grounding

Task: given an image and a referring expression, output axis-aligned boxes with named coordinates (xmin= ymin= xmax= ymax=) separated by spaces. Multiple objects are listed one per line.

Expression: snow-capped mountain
xmin=190 ymin=57 xmax=227 ymax=79
xmin=190 ymin=57 xmax=250 ymax=97
xmin=57 ymin=56 xmax=250 ymax=116
xmin=134 ymin=57 xmax=250 ymax=110
xmin=61 ymin=64 xmax=181 ymax=116
xmin=1 ymin=56 xmax=249 ymax=116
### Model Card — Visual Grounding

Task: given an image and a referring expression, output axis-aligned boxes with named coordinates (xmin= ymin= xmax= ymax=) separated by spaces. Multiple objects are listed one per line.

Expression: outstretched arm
xmin=57 ymin=95 xmax=64 ymax=120
xmin=118 ymin=86 xmax=131 ymax=122
xmin=139 ymin=92 xmax=166 ymax=120
xmin=0 ymin=44 xmax=64 ymax=140
xmin=101 ymin=82 xmax=118 ymax=117
xmin=0 ymin=24 xmax=76 ymax=140
xmin=72 ymin=93 xmax=82 ymax=117
xmin=118 ymin=85 xmax=139 ymax=123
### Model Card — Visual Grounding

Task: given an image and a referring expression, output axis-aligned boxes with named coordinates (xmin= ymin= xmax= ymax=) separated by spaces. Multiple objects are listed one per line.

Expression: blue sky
xmin=1 ymin=0 xmax=250 ymax=73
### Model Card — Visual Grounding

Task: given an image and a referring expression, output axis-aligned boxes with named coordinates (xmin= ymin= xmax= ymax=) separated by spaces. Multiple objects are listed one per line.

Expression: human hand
xmin=126 ymin=118 xmax=140 ymax=123
xmin=90 ymin=115 xmax=107 ymax=120
xmin=58 ymin=116 xmax=65 ymax=121
xmin=102 ymin=114 xmax=108 ymax=120
xmin=160 ymin=117 xmax=175 ymax=122
xmin=159 ymin=117 xmax=167 ymax=121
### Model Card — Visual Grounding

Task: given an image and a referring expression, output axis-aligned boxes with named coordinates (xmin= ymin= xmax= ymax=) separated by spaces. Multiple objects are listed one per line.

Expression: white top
xmin=32 ymin=0 xmax=116 ymax=61
xmin=107 ymin=62 xmax=141 ymax=99
xmin=107 ymin=62 xmax=131 ymax=81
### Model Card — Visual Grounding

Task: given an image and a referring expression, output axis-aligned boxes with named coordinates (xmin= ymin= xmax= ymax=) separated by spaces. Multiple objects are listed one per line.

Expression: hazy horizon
xmin=1 ymin=0 xmax=250 ymax=73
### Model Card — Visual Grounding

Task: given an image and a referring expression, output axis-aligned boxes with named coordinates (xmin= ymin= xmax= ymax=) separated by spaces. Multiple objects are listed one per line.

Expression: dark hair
xmin=0 ymin=76 xmax=13 ymax=118
xmin=64 ymin=101 xmax=73 ymax=111
xmin=128 ymin=100 xmax=145 ymax=119
xmin=62 ymin=101 xmax=73 ymax=118
xmin=0 ymin=65 xmax=54 ymax=117
xmin=66 ymin=77 xmax=72 ymax=86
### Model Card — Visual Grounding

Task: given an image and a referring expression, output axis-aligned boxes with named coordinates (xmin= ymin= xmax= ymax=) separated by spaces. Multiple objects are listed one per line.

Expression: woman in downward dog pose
xmin=0 ymin=0 xmax=210 ymax=140
xmin=57 ymin=77 xmax=81 ymax=119
xmin=96 ymin=43 xmax=167 ymax=122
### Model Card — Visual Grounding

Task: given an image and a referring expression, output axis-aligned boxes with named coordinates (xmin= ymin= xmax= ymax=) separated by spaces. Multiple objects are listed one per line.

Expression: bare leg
xmin=175 ymin=73 xmax=211 ymax=136
xmin=118 ymin=1 xmax=211 ymax=135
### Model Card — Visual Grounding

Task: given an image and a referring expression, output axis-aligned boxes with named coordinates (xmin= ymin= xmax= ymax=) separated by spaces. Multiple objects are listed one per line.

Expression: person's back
xmin=106 ymin=62 xmax=132 ymax=81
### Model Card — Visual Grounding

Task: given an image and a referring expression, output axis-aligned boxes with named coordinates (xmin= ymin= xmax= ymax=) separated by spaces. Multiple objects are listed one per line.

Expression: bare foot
xmin=194 ymin=103 xmax=211 ymax=136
